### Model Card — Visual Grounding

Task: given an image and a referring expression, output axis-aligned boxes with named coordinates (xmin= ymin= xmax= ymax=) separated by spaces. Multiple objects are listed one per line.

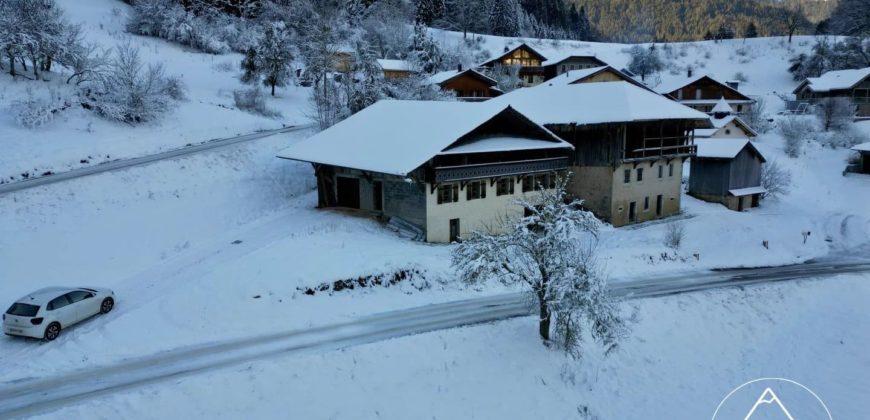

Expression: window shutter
xmin=453 ymin=185 xmax=459 ymax=202
xmin=481 ymin=183 xmax=486 ymax=199
xmin=510 ymin=181 xmax=514 ymax=194
xmin=437 ymin=189 xmax=443 ymax=205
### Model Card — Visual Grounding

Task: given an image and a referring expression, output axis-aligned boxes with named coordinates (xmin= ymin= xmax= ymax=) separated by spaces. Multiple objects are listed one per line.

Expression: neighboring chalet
xmin=376 ymin=59 xmax=413 ymax=80
xmin=793 ymin=67 xmax=870 ymax=117
xmin=694 ymin=98 xmax=759 ymax=139
xmin=479 ymin=43 xmax=608 ymax=87
xmin=277 ymin=101 xmax=573 ymax=243
xmin=849 ymin=142 xmax=870 ymax=174
xmin=489 ymin=81 xmax=711 ymax=226
xmin=540 ymin=53 xmax=608 ymax=80
xmin=536 ymin=65 xmax=653 ymax=92
xmin=658 ymin=74 xmax=754 ymax=115
xmin=480 ymin=43 xmax=548 ymax=86
xmin=689 ymin=139 xmax=766 ymax=211
xmin=428 ymin=67 xmax=503 ymax=101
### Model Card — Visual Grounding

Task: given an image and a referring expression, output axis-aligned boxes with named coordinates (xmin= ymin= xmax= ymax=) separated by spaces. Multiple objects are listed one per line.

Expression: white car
xmin=3 ymin=287 xmax=115 ymax=341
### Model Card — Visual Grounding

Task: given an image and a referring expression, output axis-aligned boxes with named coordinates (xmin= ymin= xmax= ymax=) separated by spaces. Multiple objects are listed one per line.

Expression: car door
xmin=47 ymin=294 xmax=76 ymax=327
xmin=66 ymin=291 xmax=97 ymax=323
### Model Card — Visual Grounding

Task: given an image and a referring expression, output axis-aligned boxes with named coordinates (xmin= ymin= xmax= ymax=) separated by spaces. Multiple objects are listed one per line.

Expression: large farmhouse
xmin=536 ymin=65 xmax=653 ymax=91
xmin=793 ymin=67 xmax=870 ymax=117
xmin=278 ymin=101 xmax=573 ymax=243
xmin=489 ymin=81 xmax=711 ymax=226
xmin=658 ymin=74 xmax=754 ymax=115
xmin=480 ymin=43 xmax=608 ymax=87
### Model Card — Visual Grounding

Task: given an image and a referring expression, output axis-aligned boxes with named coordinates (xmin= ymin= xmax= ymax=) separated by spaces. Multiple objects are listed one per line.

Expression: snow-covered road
xmin=1 ymin=259 xmax=867 ymax=419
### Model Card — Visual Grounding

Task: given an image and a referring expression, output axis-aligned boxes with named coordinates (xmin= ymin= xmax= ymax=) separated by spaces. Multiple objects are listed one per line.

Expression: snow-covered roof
xmin=852 ymin=142 xmax=870 ymax=152
xmin=697 ymin=115 xmax=759 ymax=138
xmin=695 ymin=138 xmax=764 ymax=160
xmin=729 ymin=186 xmax=766 ymax=196
xmin=489 ymin=81 xmax=711 ymax=126
xmin=277 ymin=100 xmax=565 ymax=176
xmin=536 ymin=66 xmax=608 ymax=87
xmin=656 ymin=74 xmax=750 ymax=100
xmin=439 ymin=136 xmax=571 ymax=155
xmin=376 ymin=59 xmax=413 ymax=72
xmin=800 ymin=67 xmax=870 ymax=93
xmin=540 ymin=53 xmax=604 ymax=67
xmin=711 ymin=97 xmax=732 ymax=114
xmin=428 ymin=69 xmax=497 ymax=86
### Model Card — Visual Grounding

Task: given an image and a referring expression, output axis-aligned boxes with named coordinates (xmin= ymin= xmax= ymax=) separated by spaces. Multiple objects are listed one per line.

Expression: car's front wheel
xmin=100 ymin=297 xmax=114 ymax=314
xmin=44 ymin=322 xmax=61 ymax=341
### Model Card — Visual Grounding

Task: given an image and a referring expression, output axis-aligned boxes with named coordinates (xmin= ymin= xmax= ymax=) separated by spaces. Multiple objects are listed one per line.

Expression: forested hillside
xmin=575 ymin=0 xmax=814 ymax=42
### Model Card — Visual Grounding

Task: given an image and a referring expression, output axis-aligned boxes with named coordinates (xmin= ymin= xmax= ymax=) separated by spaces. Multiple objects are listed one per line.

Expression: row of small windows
xmin=624 ymin=164 xmax=674 ymax=184
xmin=436 ymin=174 xmax=556 ymax=205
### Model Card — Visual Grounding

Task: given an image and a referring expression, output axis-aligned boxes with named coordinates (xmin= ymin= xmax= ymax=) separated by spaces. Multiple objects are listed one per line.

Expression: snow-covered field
xmin=0 ymin=0 xmax=310 ymax=181
xmin=1 ymin=3 xmax=869 ymax=417
xmin=28 ymin=274 xmax=870 ymax=419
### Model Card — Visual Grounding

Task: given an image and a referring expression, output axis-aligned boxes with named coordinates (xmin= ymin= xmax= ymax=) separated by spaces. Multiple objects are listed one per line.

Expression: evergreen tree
xmin=744 ymin=22 xmax=758 ymax=39
xmin=240 ymin=47 xmax=260 ymax=85
xmin=703 ymin=30 xmax=715 ymax=41
xmin=258 ymin=22 xmax=294 ymax=96
xmin=415 ymin=0 xmax=445 ymax=26
xmin=409 ymin=22 xmax=442 ymax=74
xmin=489 ymin=0 xmax=520 ymax=37
xmin=828 ymin=0 xmax=870 ymax=37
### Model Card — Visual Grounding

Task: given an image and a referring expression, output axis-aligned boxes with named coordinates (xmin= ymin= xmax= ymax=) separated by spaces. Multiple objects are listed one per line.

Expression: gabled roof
xmin=536 ymin=65 xmax=655 ymax=92
xmin=277 ymin=101 xmax=569 ymax=176
xmin=376 ymin=59 xmax=413 ymax=72
xmin=795 ymin=67 xmax=870 ymax=93
xmin=852 ymin=142 xmax=870 ymax=152
xmin=695 ymin=138 xmax=765 ymax=161
xmin=657 ymin=74 xmax=752 ymax=101
xmin=428 ymin=68 xmax=497 ymax=87
xmin=696 ymin=115 xmax=759 ymax=138
xmin=711 ymin=97 xmax=733 ymax=114
xmin=540 ymin=53 xmax=606 ymax=67
xmin=488 ymin=81 xmax=711 ymax=127
xmin=481 ymin=43 xmax=547 ymax=67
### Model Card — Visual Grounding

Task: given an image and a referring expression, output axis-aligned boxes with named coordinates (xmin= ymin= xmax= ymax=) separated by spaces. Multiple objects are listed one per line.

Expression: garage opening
xmin=336 ymin=177 xmax=360 ymax=209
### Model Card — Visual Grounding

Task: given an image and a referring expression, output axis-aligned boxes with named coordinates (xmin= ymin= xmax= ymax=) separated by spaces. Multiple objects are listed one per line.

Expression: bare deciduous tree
xmin=761 ymin=160 xmax=792 ymax=200
xmin=814 ymin=97 xmax=855 ymax=131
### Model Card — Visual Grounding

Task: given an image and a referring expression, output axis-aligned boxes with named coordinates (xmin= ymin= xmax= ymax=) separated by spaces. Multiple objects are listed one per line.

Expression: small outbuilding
xmin=689 ymin=138 xmax=766 ymax=211
xmin=428 ymin=67 xmax=503 ymax=101
xmin=376 ymin=59 xmax=414 ymax=80
xmin=850 ymin=142 xmax=870 ymax=174
xmin=277 ymin=100 xmax=573 ymax=243
xmin=694 ymin=97 xmax=759 ymax=139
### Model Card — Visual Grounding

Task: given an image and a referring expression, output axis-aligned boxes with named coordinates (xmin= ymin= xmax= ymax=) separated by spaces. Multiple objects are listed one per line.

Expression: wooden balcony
xmin=433 ymin=157 xmax=570 ymax=183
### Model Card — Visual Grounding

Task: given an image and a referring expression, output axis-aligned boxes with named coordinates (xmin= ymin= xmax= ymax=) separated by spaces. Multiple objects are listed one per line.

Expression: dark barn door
xmin=373 ymin=181 xmax=383 ymax=211
xmin=656 ymin=195 xmax=663 ymax=217
xmin=449 ymin=219 xmax=460 ymax=242
xmin=336 ymin=177 xmax=360 ymax=209
xmin=628 ymin=202 xmax=637 ymax=223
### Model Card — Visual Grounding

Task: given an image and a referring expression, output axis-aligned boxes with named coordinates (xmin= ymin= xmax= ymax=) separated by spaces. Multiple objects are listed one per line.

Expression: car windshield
xmin=5 ymin=303 xmax=40 ymax=317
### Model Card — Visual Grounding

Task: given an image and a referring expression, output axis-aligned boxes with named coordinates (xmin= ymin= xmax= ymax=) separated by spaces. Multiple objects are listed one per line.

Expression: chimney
xmin=687 ymin=67 xmax=693 ymax=78
xmin=458 ymin=63 xmax=463 ymax=72
xmin=503 ymin=46 xmax=509 ymax=53
xmin=726 ymin=81 xmax=739 ymax=90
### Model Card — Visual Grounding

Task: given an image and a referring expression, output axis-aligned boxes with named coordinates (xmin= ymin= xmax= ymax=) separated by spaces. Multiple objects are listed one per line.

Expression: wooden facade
xmin=663 ymin=76 xmax=754 ymax=114
xmin=481 ymin=44 xmax=547 ymax=86
xmin=435 ymin=70 xmax=502 ymax=101
xmin=794 ymin=75 xmax=870 ymax=117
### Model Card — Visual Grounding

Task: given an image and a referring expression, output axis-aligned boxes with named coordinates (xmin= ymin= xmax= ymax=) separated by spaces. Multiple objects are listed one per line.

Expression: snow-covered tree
xmin=778 ymin=116 xmax=813 ymax=158
xmin=485 ymin=63 xmax=522 ymax=93
xmin=415 ymin=0 xmax=445 ymax=26
xmin=0 ymin=0 xmax=81 ymax=79
xmin=451 ymin=177 xmax=627 ymax=355
xmin=488 ymin=0 xmax=520 ymax=37
xmin=240 ymin=47 xmax=260 ymax=85
xmin=814 ymin=97 xmax=855 ymax=131
xmin=408 ymin=22 xmax=443 ymax=74
xmin=760 ymin=160 xmax=792 ymax=200
xmin=744 ymin=22 xmax=758 ymax=39
xmin=441 ymin=0 xmax=484 ymax=39
xmin=828 ymin=0 xmax=870 ymax=37
xmin=627 ymin=44 xmax=663 ymax=81
xmin=257 ymin=22 xmax=294 ymax=96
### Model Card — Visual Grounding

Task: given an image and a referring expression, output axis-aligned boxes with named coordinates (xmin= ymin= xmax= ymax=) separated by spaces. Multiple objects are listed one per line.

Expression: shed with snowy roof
xmin=376 ymin=59 xmax=414 ymax=80
xmin=689 ymin=138 xmax=766 ymax=211
xmin=849 ymin=142 xmax=870 ymax=174
xmin=427 ymin=67 xmax=502 ymax=101
xmin=793 ymin=67 xmax=870 ymax=117
xmin=277 ymin=100 xmax=573 ymax=243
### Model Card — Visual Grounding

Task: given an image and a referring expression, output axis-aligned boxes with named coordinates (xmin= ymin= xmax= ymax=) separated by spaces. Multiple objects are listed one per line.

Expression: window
xmin=695 ymin=89 xmax=702 ymax=99
xmin=522 ymin=176 xmax=534 ymax=192
xmin=677 ymin=89 xmax=683 ymax=100
xmin=5 ymin=303 xmax=39 ymax=317
xmin=67 ymin=290 xmax=92 ymax=303
xmin=437 ymin=184 xmax=458 ymax=204
xmin=669 ymin=163 xmax=674 ymax=177
xmin=496 ymin=178 xmax=514 ymax=196
xmin=725 ymin=129 xmax=731 ymax=135
xmin=466 ymin=181 xmax=486 ymax=200
xmin=527 ymin=75 xmax=533 ymax=84
xmin=623 ymin=169 xmax=631 ymax=183
xmin=658 ymin=165 xmax=663 ymax=178
xmin=47 ymin=295 xmax=72 ymax=311
xmin=636 ymin=168 xmax=643 ymax=182
xmin=736 ymin=105 xmax=743 ymax=112
xmin=644 ymin=196 xmax=650 ymax=210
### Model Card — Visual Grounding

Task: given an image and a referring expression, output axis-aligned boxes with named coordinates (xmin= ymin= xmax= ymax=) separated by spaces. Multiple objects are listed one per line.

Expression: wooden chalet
xmin=658 ymin=74 xmax=754 ymax=115
xmin=793 ymin=67 xmax=870 ymax=117
xmin=694 ymin=97 xmax=758 ymax=139
xmin=480 ymin=43 xmax=547 ymax=86
xmin=376 ymin=59 xmax=414 ymax=80
xmin=428 ymin=66 xmax=503 ymax=101
xmin=278 ymin=101 xmax=573 ymax=243
xmin=489 ymin=81 xmax=711 ymax=226
xmin=541 ymin=54 xmax=608 ymax=81
xmin=689 ymin=139 xmax=766 ymax=211
xmin=537 ymin=65 xmax=653 ymax=92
